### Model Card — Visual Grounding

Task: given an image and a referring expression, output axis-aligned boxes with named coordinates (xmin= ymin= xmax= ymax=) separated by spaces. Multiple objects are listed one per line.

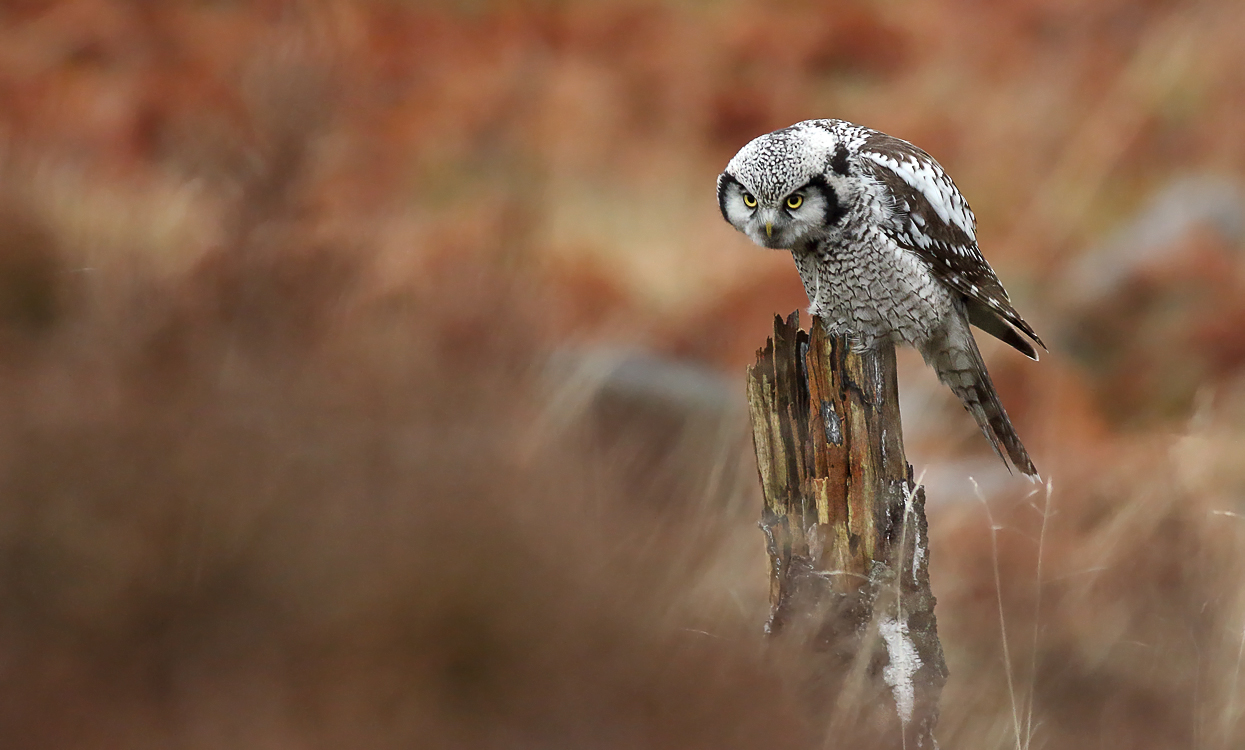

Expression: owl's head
xmin=717 ymin=122 xmax=851 ymax=250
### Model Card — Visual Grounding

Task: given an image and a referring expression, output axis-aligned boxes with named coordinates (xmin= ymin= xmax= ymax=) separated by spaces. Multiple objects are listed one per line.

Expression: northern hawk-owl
xmin=718 ymin=119 xmax=1043 ymax=477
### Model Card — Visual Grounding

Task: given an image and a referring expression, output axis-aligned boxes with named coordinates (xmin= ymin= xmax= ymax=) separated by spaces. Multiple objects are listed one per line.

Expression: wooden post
xmin=747 ymin=311 xmax=947 ymax=746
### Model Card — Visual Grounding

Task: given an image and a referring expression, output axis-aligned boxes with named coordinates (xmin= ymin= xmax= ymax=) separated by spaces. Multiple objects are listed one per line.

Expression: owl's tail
xmin=921 ymin=326 xmax=1039 ymax=479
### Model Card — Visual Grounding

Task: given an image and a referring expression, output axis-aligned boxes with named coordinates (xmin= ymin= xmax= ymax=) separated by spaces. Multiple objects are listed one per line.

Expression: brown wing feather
xmin=858 ymin=135 xmax=1045 ymax=353
xmin=966 ymin=298 xmax=1038 ymax=360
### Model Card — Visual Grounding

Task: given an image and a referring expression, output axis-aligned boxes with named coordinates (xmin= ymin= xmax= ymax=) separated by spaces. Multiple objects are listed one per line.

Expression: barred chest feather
xmin=792 ymin=225 xmax=957 ymax=349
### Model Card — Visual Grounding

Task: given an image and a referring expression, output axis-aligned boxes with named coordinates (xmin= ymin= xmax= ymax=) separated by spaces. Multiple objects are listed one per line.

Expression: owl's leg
xmin=846 ymin=331 xmax=874 ymax=354
xmin=813 ymin=316 xmax=874 ymax=353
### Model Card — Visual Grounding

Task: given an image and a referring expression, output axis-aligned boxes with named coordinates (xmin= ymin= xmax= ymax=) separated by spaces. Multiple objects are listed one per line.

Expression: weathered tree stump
xmin=746 ymin=311 xmax=947 ymax=747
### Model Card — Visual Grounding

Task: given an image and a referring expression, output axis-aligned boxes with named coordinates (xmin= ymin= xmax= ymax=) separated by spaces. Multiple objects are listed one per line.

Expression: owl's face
xmin=717 ymin=125 xmax=850 ymax=251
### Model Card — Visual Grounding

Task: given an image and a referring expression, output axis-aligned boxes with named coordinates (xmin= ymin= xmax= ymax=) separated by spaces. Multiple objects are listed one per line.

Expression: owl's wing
xmin=856 ymin=133 xmax=1045 ymax=357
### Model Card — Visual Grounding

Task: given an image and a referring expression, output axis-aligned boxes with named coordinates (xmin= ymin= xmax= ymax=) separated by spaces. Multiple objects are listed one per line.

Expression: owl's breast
xmin=793 ymin=230 xmax=956 ymax=347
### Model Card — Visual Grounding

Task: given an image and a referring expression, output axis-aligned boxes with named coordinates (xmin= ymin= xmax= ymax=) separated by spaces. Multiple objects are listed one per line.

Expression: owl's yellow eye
xmin=786 ymin=195 xmax=804 ymax=210
xmin=742 ymin=192 xmax=757 ymax=208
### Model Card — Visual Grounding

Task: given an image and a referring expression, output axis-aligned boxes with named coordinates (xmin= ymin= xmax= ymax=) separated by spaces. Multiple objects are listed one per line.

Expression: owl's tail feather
xmin=922 ymin=331 xmax=1039 ymax=480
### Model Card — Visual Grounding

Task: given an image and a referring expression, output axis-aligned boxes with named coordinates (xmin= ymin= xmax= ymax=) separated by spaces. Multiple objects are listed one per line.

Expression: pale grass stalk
xmin=1021 ymin=479 xmax=1053 ymax=750
xmin=1229 ymin=623 xmax=1245 ymax=749
xmin=972 ymin=477 xmax=1023 ymax=750
xmin=891 ymin=470 xmax=925 ymax=750
xmin=1214 ymin=508 xmax=1245 ymax=749
xmin=893 ymin=470 xmax=927 ymax=620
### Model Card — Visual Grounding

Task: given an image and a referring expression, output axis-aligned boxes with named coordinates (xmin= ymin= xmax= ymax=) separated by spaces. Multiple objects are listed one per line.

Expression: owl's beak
xmin=765 ymin=222 xmax=773 ymax=238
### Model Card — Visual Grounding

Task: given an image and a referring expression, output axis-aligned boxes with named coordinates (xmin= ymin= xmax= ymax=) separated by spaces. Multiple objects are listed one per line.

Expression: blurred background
xmin=1 ymin=0 xmax=1245 ymax=747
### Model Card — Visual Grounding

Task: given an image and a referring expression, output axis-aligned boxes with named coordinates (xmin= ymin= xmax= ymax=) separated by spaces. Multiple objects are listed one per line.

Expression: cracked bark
xmin=747 ymin=311 xmax=947 ymax=747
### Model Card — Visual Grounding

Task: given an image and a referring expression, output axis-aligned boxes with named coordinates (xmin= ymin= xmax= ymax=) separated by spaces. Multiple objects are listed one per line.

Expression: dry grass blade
xmin=973 ymin=477 xmax=1024 ymax=750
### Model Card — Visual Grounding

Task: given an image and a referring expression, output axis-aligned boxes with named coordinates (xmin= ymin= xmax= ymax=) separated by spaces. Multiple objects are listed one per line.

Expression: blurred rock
xmin=1062 ymin=175 xmax=1245 ymax=305
xmin=549 ymin=345 xmax=738 ymax=420
xmin=1059 ymin=175 xmax=1245 ymax=426
xmin=544 ymin=346 xmax=752 ymax=513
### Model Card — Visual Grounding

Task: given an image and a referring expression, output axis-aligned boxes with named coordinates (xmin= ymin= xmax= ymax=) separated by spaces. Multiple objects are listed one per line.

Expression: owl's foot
xmin=809 ymin=314 xmax=875 ymax=353
xmin=845 ymin=333 xmax=875 ymax=354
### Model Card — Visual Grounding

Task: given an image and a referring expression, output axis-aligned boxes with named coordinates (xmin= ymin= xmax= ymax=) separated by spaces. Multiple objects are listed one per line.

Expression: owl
xmin=718 ymin=119 xmax=1043 ymax=477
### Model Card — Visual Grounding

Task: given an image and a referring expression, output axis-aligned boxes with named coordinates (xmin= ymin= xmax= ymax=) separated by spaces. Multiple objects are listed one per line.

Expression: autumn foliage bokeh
xmin=2 ymin=1 xmax=1245 ymax=748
